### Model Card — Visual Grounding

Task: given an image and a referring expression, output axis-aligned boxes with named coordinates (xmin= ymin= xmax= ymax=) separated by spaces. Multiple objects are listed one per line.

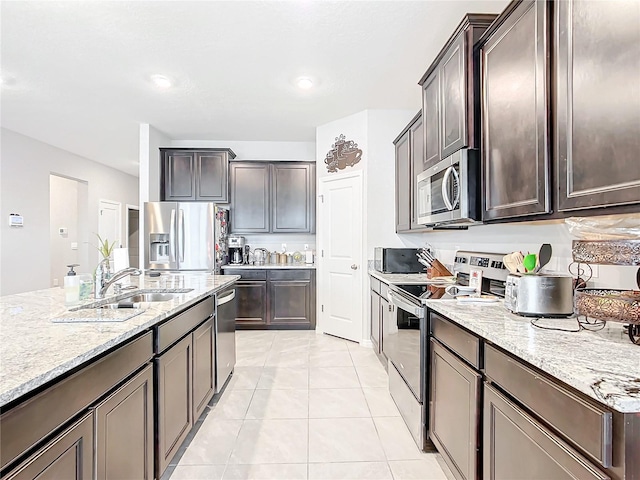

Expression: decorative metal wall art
xmin=324 ymin=134 xmax=363 ymax=173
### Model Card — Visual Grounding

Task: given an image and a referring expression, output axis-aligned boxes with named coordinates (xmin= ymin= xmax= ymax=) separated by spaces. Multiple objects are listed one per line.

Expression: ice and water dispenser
xmin=149 ymin=233 xmax=170 ymax=264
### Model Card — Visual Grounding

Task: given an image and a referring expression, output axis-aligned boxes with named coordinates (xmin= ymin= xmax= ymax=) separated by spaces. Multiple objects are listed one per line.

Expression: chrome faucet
xmin=94 ymin=258 xmax=142 ymax=299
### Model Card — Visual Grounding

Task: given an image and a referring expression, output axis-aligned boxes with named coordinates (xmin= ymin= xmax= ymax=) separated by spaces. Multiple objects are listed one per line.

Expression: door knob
xmin=351 ymin=264 xmax=358 ymax=270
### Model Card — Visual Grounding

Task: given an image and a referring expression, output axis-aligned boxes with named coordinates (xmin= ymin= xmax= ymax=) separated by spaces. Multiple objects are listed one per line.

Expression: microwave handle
xmin=450 ymin=166 xmax=461 ymax=209
xmin=441 ymin=166 xmax=454 ymax=211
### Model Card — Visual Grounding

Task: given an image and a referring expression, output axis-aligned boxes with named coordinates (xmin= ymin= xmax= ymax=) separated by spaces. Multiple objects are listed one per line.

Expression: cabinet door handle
xmin=351 ymin=264 xmax=358 ymax=270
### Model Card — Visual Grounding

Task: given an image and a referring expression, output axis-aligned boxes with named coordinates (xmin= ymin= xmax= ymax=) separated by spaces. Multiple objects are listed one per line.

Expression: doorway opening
xmin=49 ymin=174 xmax=89 ymax=287
xmin=126 ymin=205 xmax=140 ymax=268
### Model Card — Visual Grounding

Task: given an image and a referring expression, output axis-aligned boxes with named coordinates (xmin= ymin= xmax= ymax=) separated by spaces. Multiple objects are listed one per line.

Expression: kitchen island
xmin=0 ymin=272 xmax=239 ymax=479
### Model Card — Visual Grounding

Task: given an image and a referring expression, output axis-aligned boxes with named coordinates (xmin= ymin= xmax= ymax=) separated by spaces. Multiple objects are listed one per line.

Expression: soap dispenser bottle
xmin=64 ymin=264 xmax=80 ymax=306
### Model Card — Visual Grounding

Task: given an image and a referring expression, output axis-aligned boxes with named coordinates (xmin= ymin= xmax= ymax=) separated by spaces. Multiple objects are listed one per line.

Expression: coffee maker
xmin=228 ymin=235 xmax=246 ymax=265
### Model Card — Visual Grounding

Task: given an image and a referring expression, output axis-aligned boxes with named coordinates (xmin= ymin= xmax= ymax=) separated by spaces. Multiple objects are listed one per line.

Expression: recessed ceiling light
xmin=150 ymin=74 xmax=172 ymax=89
xmin=296 ymin=77 xmax=314 ymax=90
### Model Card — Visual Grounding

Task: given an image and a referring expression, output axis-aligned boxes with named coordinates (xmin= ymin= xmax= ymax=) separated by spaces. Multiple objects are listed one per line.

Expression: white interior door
xmin=318 ymin=171 xmax=363 ymax=342
xmin=98 ymin=199 xmax=121 ymax=249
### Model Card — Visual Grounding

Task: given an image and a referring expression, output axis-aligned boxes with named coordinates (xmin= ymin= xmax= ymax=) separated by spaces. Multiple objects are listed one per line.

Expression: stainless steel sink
xmin=98 ymin=292 xmax=177 ymax=309
xmin=119 ymin=292 xmax=177 ymax=303
xmin=73 ymin=288 xmax=193 ymax=311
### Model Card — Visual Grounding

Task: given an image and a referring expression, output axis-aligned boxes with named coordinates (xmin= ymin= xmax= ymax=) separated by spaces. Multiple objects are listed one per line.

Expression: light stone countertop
xmin=368 ymin=270 xmax=640 ymax=413
xmin=0 ymin=273 xmax=239 ymax=408
xmin=222 ymin=264 xmax=316 ymax=270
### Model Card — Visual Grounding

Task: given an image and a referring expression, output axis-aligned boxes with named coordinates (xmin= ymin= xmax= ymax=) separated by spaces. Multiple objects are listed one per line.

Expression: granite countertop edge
xmin=369 ymin=270 xmax=640 ymax=413
xmin=0 ymin=273 xmax=239 ymax=408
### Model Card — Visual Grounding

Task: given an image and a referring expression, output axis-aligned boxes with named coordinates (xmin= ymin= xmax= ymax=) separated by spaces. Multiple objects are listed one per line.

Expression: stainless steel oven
xmin=415 ymin=149 xmax=480 ymax=227
xmin=384 ymin=251 xmax=508 ymax=452
xmin=385 ymin=284 xmax=431 ymax=450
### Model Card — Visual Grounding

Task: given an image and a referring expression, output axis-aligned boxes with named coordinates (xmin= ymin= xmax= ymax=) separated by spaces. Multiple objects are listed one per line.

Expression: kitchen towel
xmin=113 ymin=247 xmax=129 ymax=272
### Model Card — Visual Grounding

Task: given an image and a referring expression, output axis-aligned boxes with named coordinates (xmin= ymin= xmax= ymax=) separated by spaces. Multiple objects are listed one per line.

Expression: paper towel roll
xmin=113 ymin=247 xmax=130 ymax=272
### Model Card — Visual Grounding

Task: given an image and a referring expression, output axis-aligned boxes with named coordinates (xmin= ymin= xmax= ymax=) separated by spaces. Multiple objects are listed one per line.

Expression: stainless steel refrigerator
xmin=144 ymin=202 xmax=229 ymax=273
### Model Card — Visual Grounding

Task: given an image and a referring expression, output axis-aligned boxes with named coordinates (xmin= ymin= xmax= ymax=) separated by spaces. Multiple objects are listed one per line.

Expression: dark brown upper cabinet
xmin=161 ymin=148 xmax=236 ymax=203
xmin=395 ymin=126 xmax=412 ymax=233
xmin=230 ymin=162 xmax=270 ymax=234
xmin=423 ymin=71 xmax=441 ymax=170
xmin=271 ymin=163 xmax=316 ymax=233
xmin=480 ymin=1 xmax=550 ymax=221
xmin=394 ymin=112 xmax=424 ymax=233
xmin=418 ymin=14 xmax=497 ymax=173
xmin=230 ymin=162 xmax=316 ymax=234
xmin=555 ymin=0 xmax=640 ymax=212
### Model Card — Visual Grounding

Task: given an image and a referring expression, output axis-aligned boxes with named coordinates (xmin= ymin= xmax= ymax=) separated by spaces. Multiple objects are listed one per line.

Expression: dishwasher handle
xmin=388 ymin=290 xmax=424 ymax=318
xmin=217 ymin=289 xmax=236 ymax=306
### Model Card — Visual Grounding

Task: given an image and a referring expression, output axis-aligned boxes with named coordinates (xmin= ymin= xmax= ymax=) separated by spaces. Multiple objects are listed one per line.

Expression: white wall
xmin=366 ymin=110 xmax=419 ymax=257
xmin=171 ymin=140 xmax=315 ymax=162
xmin=1 ymin=128 xmax=139 ymax=295
xmin=315 ymin=109 xmax=416 ymax=342
xmin=49 ymin=175 xmax=89 ymax=287
xmin=138 ymin=124 xmax=172 ymax=268
xmin=397 ymin=220 xmax=639 ymax=290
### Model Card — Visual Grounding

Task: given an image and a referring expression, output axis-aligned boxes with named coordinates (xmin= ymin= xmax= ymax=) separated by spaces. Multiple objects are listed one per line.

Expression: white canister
xmin=305 ymin=250 xmax=314 ymax=264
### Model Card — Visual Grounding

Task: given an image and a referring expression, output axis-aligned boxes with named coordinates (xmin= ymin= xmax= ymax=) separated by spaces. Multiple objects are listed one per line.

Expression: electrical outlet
xmin=53 ymin=278 xmax=59 ymax=287
xmin=304 ymin=244 xmax=309 ymax=251
xmin=281 ymin=243 xmax=287 ymax=252
xmin=590 ymin=264 xmax=599 ymax=278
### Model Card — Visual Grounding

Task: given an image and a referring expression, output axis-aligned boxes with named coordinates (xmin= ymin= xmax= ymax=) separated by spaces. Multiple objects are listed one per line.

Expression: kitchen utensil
xmin=537 ymin=243 xmax=553 ymax=272
xmin=523 ymin=253 xmax=537 ymax=273
xmin=445 ymin=285 xmax=477 ymax=297
xmin=416 ymin=248 xmax=452 ymax=277
xmin=503 ymin=251 xmax=525 ymax=274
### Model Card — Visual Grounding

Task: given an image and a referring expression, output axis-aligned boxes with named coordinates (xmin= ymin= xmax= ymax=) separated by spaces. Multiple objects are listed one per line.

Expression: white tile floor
xmin=167 ymin=330 xmax=451 ymax=480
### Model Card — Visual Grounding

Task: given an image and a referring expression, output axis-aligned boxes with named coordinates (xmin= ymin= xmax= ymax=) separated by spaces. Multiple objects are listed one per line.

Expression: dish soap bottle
xmin=64 ymin=264 xmax=80 ymax=306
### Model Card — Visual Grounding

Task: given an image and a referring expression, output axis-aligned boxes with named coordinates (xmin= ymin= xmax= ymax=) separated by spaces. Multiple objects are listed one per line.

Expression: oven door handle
xmin=388 ymin=290 xmax=424 ymax=318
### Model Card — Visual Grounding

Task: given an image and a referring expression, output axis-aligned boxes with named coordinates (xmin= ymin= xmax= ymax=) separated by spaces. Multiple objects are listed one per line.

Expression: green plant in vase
xmin=96 ymin=234 xmax=117 ymax=260
xmin=95 ymin=234 xmax=116 ymax=279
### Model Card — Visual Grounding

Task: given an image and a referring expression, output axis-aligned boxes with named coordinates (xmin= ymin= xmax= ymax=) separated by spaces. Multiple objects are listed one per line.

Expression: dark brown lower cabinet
xmin=235 ymin=280 xmax=268 ymax=327
xmin=156 ymin=335 xmax=192 ymax=478
xmin=94 ymin=364 xmax=154 ymax=480
xmin=430 ymin=339 xmax=481 ymax=480
xmin=227 ymin=269 xmax=315 ymax=330
xmin=3 ymin=413 xmax=93 ymax=480
xmin=192 ymin=318 xmax=215 ymax=422
xmin=268 ymin=270 xmax=315 ymax=329
xmin=483 ymin=384 xmax=609 ymax=480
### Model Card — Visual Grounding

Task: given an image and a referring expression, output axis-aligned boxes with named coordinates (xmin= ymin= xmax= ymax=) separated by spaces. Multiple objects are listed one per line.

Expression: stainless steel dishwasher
xmin=215 ymin=286 xmax=236 ymax=392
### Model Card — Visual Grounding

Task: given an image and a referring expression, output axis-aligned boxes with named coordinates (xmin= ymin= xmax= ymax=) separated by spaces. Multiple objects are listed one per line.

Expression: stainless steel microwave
xmin=415 ymin=149 xmax=481 ymax=227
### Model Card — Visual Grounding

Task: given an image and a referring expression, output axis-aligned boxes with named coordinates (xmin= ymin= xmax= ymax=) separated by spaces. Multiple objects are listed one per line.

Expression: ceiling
xmin=1 ymin=0 xmax=508 ymax=177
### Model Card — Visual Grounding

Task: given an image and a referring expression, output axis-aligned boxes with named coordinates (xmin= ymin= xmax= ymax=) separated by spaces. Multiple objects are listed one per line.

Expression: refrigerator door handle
xmin=170 ymin=209 xmax=177 ymax=263
xmin=179 ymin=209 xmax=185 ymax=262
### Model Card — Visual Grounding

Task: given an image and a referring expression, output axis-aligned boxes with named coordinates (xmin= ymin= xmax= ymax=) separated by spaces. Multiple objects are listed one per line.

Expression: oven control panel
xmin=453 ymin=251 xmax=509 ymax=282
